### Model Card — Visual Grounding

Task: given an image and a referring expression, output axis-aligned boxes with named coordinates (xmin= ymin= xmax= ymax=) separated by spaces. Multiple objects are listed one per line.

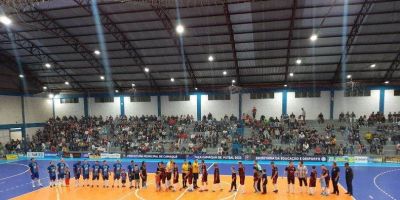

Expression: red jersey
xmin=214 ymin=167 xmax=220 ymax=183
xmin=309 ymin=170 xmax=317 ymax=187
xmin=285 ymin=166 xmax=296 ymax=178
xmin=201 ymin=164 xmax=207 ymax=176
xmin=271 ymin=166 xmax=278 ymax=179
xmin=253 ymin=172 xmax=259 ymax=181
xmin=238 ymin=166 xmax=245 ymax=177
xmin=173 ymin=167 xmax=179 ymax=184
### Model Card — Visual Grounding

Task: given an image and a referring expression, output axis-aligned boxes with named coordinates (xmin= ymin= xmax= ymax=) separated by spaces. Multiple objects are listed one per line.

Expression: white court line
xmin=369 ymin=195 xmax=374 ymax=199
xmin=373 ymin=168 xmax=400 ymax=200
xmin=133 ymin=183 xmax=154 ymax=200
xmin=0 ymin=163 xmax=30 ymax=181
xmin=218 ymin=181 xmax=236 ymax=200
xmin=175 ymin=162 xmax=215 ymax=200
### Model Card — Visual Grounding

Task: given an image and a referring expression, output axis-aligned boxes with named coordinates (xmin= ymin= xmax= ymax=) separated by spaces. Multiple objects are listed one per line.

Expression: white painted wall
xmin=201 ymin=94 xmax=239 ymax=120
xmin=24 ymin=97 xmax=53 ymax=123
xmin=0 ymin=95 xmax=22 ymax=124
xmin=124 ymin=96 xmax=158 ymax=116
xmin=242 ymin=92 xmax=282 ymax=119
xmin=54 ymin=98 xmax=85 ymax=117
xmin=0 ymin=129 xmax=9 ymax=144
xmin=334 ymin=90 xmax=380 ymax=119
xmin=88 ymin=97 xmax=120 ymax=117
xmin=287 ymin=91 xmax=330 ymax=120
xmin=161 ymin=95 xmax=197 ymax=117
xmin=384 ymin=90 xmax=400 ymax=114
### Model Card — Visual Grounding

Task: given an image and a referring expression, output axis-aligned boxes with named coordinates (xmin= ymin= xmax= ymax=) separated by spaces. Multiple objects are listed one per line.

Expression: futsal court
xmin=1 ymin=159 xmax=399 ymax=200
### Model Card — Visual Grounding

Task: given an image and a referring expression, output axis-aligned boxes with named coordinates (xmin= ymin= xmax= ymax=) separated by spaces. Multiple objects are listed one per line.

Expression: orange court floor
xmin=12 ymin=174 xmax=353 ymax=200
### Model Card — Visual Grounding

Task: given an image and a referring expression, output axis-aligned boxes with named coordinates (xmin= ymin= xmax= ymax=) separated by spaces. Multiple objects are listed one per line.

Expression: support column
xmin=282 ymin=90 xmax=288 ymax=115
xmin=84 ymin=95 xmax=89 ymax=117
xmin=330 ymin=90 xmax=334 ymax=120
xmin=157 ymin=95 xmax=161 ymax=117
xmin=239 ymin=93 xmax=242 ymax=120
xmin=379 ymin=88 xmax=385 ymax=114
xmin=21 ymin=96 xmax=27 ymax=152
xmin=197 ymin=94 xmax=201 ymax=121
xmin=120 ymin=96 xmax=125 ymax=116
xmin=52 ymin=98 xmax=55 ymax=118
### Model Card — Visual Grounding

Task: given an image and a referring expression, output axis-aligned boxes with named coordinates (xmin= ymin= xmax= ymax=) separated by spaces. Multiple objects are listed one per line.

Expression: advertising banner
xmin=27 ymin=152 xmax=44 ymax=158
xmin=44 ymin=152 xmax=58 ymax=157
xmin=6 ymin=154 xmax=18 ymax=160
xmin=255 ymin=155 xmax=327 ymax=162
xmin=100 ymin=153 xmax=121 ymax=159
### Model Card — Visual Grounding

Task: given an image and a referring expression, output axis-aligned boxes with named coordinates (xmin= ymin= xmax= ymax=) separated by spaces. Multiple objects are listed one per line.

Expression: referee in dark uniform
xmin=331 ymin=162 xmax=340 ymax=195
xmin=345 ymin=163 xmax=354 ymax=196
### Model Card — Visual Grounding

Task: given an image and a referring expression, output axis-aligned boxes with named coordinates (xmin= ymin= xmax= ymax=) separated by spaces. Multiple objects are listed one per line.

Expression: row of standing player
xmin=28 ymin=159 xmax=353 ymax=196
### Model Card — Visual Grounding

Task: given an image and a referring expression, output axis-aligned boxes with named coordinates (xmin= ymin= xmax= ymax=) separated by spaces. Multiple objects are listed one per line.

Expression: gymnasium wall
xmin=201 ymin=94 xmax=239 ymax=120
xmin=0 ymin=95 xmax=22 ymax=124
xmin=384 ymin=90 xmax=400 ymax=114
xmin=287 ymin=91 xmax=331 ymax=120
xmin=23 ymin=97 xmax=53 ymax=123
xmin=88 ymin=97 xmax=120 ymax=117
xmin=242 ymin=92 xmax=282 ymax=119
xmin=54 ymin=97 xmax=85 ymax=117
xmin=161 ymin=95 xmax=197 ymax=117
xmin=333 ymin=90 xmax=380 ymax=119
xmin=124 ymin=96 xmax=158 ymax=116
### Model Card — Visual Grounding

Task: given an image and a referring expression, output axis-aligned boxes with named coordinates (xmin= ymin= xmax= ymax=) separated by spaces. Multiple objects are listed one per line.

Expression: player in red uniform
xmin=284 ymin=161 xmax=296 ymax=194
xmin=253 ymin=167 xmax=260 ymax=193
xmin=309 ymin=166 xmax=317 ymax=195
xmin=172 ymin=162 xmax=179 ymax=192
xmin=212 ymin=163 xmax=223 ymax=192
xmin=199 ymin=160 xmax=208 ymax=192
xmin=186 ymin=162 xmax=194 ymax=192
xmin=238 ymin=161 xmax=245 ymax=193
xmin=271 ymin=162 xmax=279 ymax=193
xmin=322 ymin=165 xmax=330 ymax=194
xmin=229 ymin=166 xmax=237 ymax=192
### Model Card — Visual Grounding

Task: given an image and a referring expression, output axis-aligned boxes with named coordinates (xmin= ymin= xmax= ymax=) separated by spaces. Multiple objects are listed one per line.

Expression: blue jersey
xmin=57 ymin=162 xmax=66 ymax=174
xmin=73 ymin=163 xmax=82 ymax=174
xmin=82 ymin=164 xmax=90 ymax=175
xmin=102 ymin=164 xmax=110 ymax=176
xmin=29 ymin=162 xmax=39 ymax=174
xmin=48 ymin=165 xmax=56 ymax=176
xmin=92 ymin=164 xmax=101 ymax=176
xmin=127 ymin=164 xmax=134 ymax=175
xmin=113 ymin=163 xmax=122 ymax=175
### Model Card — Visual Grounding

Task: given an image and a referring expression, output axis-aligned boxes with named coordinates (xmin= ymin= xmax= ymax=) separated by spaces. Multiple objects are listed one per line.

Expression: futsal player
xmin=113 ymin=160 xmax=123 ymax=188
xmin=181 ymin=160 xmax=188 ymax=188
xmin=320 ymin=165 xmax=328 ymax=196
xmin=56 ymin=159 xmax=67 ymax=186
xmin=297 ymin=161 xmax=308 ymax=193
xmin=166 ymin=159 xmax=173 ymax=190
xmin=133 ymin=164 xmax=141 ymax=189
xmin=73 ymin=161 xmax=82 ymax=187
xmin=253 ymin=167 xmax=260 ymax=193
xmin=187 ymin=162 xmax=194 ymax=192
xmin=192 ymin=159 xmax=199 ymax=189
xmin=229 ymin=166 xmax=237 ymax=192
xmin=47 ymin=161 xmax=57 ymax=188
xmin=65 ymin=167 xmax=71 ymax=186
xmin=331 ymin=162 xmax=340 ymax=195
xmin=261 ymin=169 xmax=267 ymax=194
xmin=284 ymin=161 xmax=296 ymax=194
xmin=172 ymin=162 xmax=179 ymax=192
xmin=28 ymin=158 xmax=43 ymax=188
xmin=121 ymin=169 xmax=127 ymax=187
xmin=82 ymin=160 xmax=91 ymax=187
xmin=199 ymin=160 xmax=208 ymax=192
xmin=127 ymin=160 xmax=135 ymax=189
xmin=271 ymin=162 xmax=278 ymax=193
xmin=140 ymin=161 xmax=147 ymax=188
xmin=92 ymin=161 xmax=101 ymax=187
xmin=212 ymin=163 xmax=223 ymax=192
xmin=101 ymin=160 xmax=111 ymax=188
xmin=238 ymin=161 xmax=245 ymax=193
xmin=308 ymin=166 xmax=317 ymax=195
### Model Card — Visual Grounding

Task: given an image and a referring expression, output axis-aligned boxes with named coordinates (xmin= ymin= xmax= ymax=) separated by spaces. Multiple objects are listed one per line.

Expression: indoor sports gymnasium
xmin=0 ymin=0 xmax=400 ymax=200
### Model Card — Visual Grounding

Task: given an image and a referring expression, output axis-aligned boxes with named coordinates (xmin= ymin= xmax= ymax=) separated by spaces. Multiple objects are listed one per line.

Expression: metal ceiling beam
xmin=331 ymin=0 xmax=373 ymax=83
xmin=383 ymin=51 xmax=400 ymax=82
xmin=151 ymin=3 xmax=197 ymax=87
xmin=0 ymin=31 xmax=85 ymax=91
xmin=20 ymin=51 xmax=400 ymax=66
xmin=223 ymin=1 xmax=240 ymax=85
xmin=6 ymin=0 xmax=395 ymax=24
xmin=35 ymin=68 xmax=398 ymax=79
xmin=73 ymin=0 xmax=159 ymax=90
xmin=2 ymin=21 xmax=398 ymax=42
xmin=284 ymin=0 xmax=297 ymax=83
xmin=7 ymin=3 xmax=122 ymax=90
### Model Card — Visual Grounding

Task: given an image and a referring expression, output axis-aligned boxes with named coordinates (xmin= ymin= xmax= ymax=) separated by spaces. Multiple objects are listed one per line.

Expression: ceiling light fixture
xmin=100 ymin=76 xmax=105 ymax=80
xmin=289 ymin=72 xmax=294 ymax=77
xmin=296 ymin=59 xmax=302 ymax=65
xmin=94 ymin=50 xmax=100 ymax=55
xmin=144 ymin=67 xmax=149 ymax=73
xmin=0 ymin=16 xmax=12 ymax=26
xmin=170 ymin=78 xmax=175 ymax=82
xmin=310 ymin=34 xmax=318 ymax=41
xmin=347 ymin=74 xmax=352 ymax=79
xmin=176 ymin=24 xmax=184 ymax=34
xmin=208 ymin=55 xmax=214 ymax=62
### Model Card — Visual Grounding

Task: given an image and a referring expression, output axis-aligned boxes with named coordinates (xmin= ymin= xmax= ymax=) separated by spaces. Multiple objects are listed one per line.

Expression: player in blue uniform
xmin=47 ymin=161 xmax=57 ymax=187
xmin=82 ymin=160 xmax=91 ymax=187
xmin=127 ymin=160 xmax=135 ymax=189
xmin=73 ymin=161 xmax=82 ymax=187
xmin=57 ymin=158 xmax=67 ymax=186
xmin=101 ymin=160 xmax=111 ymax=188
xmin=28 ymin=158 xmax=43 ymax=188
xmin=92 ymin=161 xmax=101 ymax=187
xmin=113 ymin=160 xmax=123 ymax=188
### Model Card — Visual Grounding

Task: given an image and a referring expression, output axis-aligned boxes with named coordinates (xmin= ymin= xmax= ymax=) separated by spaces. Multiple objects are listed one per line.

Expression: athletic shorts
xmin=114 ymin=175 xmax=121 ymax=180
xmin=287 ymin=177 xmax=295 ymax=184
xmin=58 ymin=173 xmax=65 ymax=179
xmin=129 ymin=175 xmax=134 ymax=182
xmin=272 ymin=177 xmax=278 ymax=184
xmin=202 ymin=174 xmax=208 ymax=182
xmin=102 ymin=175 xmax=109 ymax=180
xmin=193 ymin=173 xmax=198 ymax=180
xmin=239 ymin=176 xmax=245 ymax=185
xmin=50 ymin=175 xmax=56 ymax=181
xmin=83 ymin=174 xmax=90 ymax=180
xmin=122 ymin=179 xmax=126 ymax=184
xmin=320 ymin=178 xmax=326 ymax=187
xmin=92 ymin=175 xmax=99 ymax=180
xmin=75 ymin=174 xmax=81 ymax=179
xmin=299 ymin=177 xmax=307 ymax=186
xmin=31 ymin=173 xmax=39 ymax=180
xmin=166 ymin=172 xmax=172 ymax=180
